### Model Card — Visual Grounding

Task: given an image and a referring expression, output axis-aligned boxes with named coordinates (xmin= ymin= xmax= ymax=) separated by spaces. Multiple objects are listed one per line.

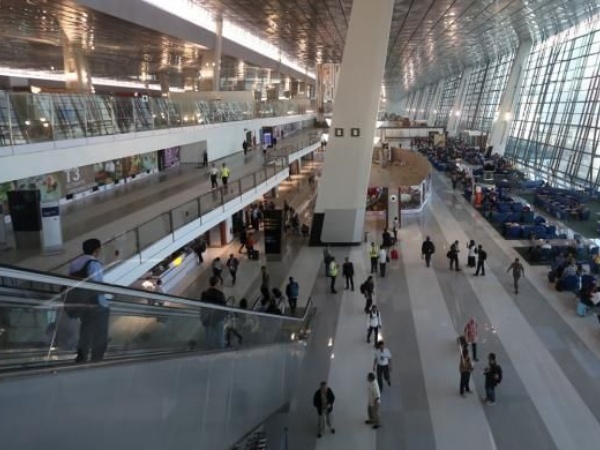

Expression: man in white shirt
xmin=378 ymin=247 xmax=388 ymax=277
xmin=367 ymin=305 xmax=382 ymax=347
xmin=366 ymin=372 xmax=381 ymax=429
xmin=373 ymin=341 xmax=392 ymax=390
xmin=210 ymin=163 xmax=219 ymax=189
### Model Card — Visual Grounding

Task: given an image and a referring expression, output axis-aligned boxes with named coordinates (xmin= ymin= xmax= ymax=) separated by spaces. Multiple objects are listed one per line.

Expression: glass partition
xmin=0 ymin=265 xmax=313 ymax=372
xmin=0 ymin=90 xmax=316 ymax=148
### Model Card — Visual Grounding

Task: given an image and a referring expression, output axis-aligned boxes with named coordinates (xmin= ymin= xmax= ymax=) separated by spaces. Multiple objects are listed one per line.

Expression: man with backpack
xmin=483 ymin=352 xmax=503 ymax=405
xmin=474 ymin=245 xmax=487 ymax=276
xmin=421 ymin=236 xmax=435 ymax=268
xmin=68 ymin=238 xmax=109 ymax=363
xmin=360 ymin=276 xmax=375 ymax=314
xmin=366 ymin=305 xmax=382 ymax=346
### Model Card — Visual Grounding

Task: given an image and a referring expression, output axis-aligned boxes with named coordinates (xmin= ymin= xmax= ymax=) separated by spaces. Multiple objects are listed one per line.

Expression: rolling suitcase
xmin=390 ymin=248 xmax=399 ymax=260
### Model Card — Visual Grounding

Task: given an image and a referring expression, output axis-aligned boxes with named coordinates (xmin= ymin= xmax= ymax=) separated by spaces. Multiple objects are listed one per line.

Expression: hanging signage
xmin=158 ymin=147 xmax=181 ymax=170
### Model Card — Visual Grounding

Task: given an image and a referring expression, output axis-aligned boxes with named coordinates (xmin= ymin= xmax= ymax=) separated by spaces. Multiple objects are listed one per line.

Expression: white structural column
xmin=212 ymin=14 xmax=223 ymax=92
xmin=313 ymin=0 xmax=395 ymax=244
xmin=63 ymin=44 xmax=93 ymax=92
xmin=427 ymin=80 xmax=445 ymax=126
xmin=446 ymin=68 xmax=473 ymax=137
xmin=488 ymin=41 xmax=533 ymax=154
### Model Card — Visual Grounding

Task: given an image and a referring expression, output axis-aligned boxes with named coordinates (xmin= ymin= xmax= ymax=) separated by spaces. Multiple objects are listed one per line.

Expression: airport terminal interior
xmin=3 ymin=0 xmax=600 ymax=449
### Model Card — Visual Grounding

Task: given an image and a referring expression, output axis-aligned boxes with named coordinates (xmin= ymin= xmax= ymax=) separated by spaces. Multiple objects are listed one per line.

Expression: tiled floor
xmin=0 ymin=128 xmax=320 ymax=272
xmin=281 ymin=169 xmax=600 ymax=450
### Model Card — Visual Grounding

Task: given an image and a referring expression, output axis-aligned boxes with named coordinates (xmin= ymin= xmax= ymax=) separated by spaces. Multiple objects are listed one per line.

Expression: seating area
xmin=533 ymin=187 xmax=591 ymax=221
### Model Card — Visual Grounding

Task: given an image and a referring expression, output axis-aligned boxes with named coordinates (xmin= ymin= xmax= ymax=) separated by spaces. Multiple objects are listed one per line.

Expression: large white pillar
xmin=447 ymin=68 xmax=473 ymax=137
xmin=312 ymin=0 xmax=394 ymax=244
xmin=488 ymin=41 xmax=532 ymax=155
xmin=212 ymin=15 xmax=223 ymax=92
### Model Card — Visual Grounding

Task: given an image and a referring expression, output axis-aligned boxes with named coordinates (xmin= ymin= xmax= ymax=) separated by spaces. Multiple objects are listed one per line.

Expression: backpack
xmin=480 ymin=250 xmax=487 ymax=261
xmin=360 ymin=282 xmax=367 ymax=294
xmin=65 ymin=260 xmax=97 ymax=318
xmin=446 ymin=251 xmax=452 ymax=259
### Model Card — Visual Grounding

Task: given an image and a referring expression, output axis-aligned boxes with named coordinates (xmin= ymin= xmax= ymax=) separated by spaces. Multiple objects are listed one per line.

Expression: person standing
xmin=220 ymin=163 xmax=231 ymax=187
xmin=474 ymin=245 xmax=487 ymax=276
xmin=448 ymin=240 xmax=460 ymax=271
xmin=199 ymin=276 xmax=227 ymax=349
xmin=227 ymin=254 xmax=239 ymax=286
xmin=467 ymin=240 xmax=477 ymax=268
xmin=328 ymin=257 xmax=339 ymax=294
xmin=285 ymin=276 xmax=299 ymax=316
xmin=242 ymin=140 xmax=248 ymax=155
xmin=373 ymin=340 xmax=392 ymax=391
xmin=260 ymin=265 xmax=270 ymax=302
xmin=378 ymin=246 xmax=388 ymax=277
xmin=212 ymin=257 xmax=224 ymax=285
xmin=459 ymin=348 xmax=474 ymax=397
xmin=392 ymin=217 xmax=399 ymax=244
xmin=210 ymin=163 xmax=219 ymax=189
xmin=463 ymin=317 xmax=479 ymax=361
xmin=421 ymin=236 xmax=435 ymax=268
xmin=483 ymin=353 xmax=503 ymax=405
xmin=360 ymin=276 xmax=375 ymax=313
xmin=507 ymin=257 xmax=525 ymax=294
xmin=313 ymin=381 xmax=336 ymax=438
xmin=323 ymin=245 xmax=333 ymax=277
xmin=69 ymin=238 xmax=110 ymax=363
xmin=367 ymin=305 xmax=382 ymax=346
xmin=342 ymin=256 xmax=355 ymax=291
xmin=366 ymin=372 xmax=381 ymax=429
xmin=369 ymin=242 xmax=379 ymax=274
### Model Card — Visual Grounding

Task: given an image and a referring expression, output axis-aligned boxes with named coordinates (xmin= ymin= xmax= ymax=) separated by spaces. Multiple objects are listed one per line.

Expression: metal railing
xmin=0 ymin=90 xmax=316 ymax=149
xmin=53 ymin=136 xmax=321 ymax=274
xmin=0 ymin=263 xmax=314 ymax=373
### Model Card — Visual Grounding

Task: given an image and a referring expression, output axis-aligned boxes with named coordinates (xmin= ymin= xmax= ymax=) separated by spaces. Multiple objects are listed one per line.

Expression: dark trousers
xmin=379 ymin=262 xmax=386 ymax=277
xmin=424 ymin=254 xmax=432 ymax=267
xmin=229 ymin=269 xmax=237 ymax=285
xmin=213 ymin=268 xmax=223 ymax=285
xmin=210 ymin=175 xmax=218 ymax=188
xmin=475 ymin=260 xmax=485 ymax=276
xmin=222 ymin=176 xmax=228 ymax=187
xmin=376 ymin=364 xmax=390 ymax=390
xmin=77 ymin=306 xmax=109 ymax=362
xmin=450 ymin=255 xmax=459 ymax=270
xmin=364 ymin=294 xmax=373 ymax=314
xmin=330 ymin=276 xmax=337 ymax=293
xmin=485 ymin=384 xmax=496 ymax=402
xmin=470 ymin=342 xmax=478 ymax=361
xmin=460 ymin=372 xmax=471 ymax=394
xmin=370 ymin=257 xmax=378 ymax=274
xmin=288 ymin=298 xmax=297 ymax=316
xmin=344 ymin=274 xmax=354 ymax=290
xmin=238 ymin=242 xmax=246 ymax=253
xmin=367 ymin=326 xmax=379 ymax=345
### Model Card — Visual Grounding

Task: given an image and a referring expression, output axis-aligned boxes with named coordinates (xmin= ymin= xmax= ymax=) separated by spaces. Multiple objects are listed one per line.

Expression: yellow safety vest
xmin=369 ymin=246 xmax=379 ymax=258
xmin=329 ymin=262 xmax=339 ymax=277
xmin=221 ymin=167 xmax=231 ymax=178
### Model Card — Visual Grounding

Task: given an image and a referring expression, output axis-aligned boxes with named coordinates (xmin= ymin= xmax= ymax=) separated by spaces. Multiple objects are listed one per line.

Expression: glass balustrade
xmin=0 ymin=265 xmax=313 ymax=372
xmin=50 ymin=136 xmax=320 ymax=275
xmin=0 ymin=90 xmax=315 ymax=148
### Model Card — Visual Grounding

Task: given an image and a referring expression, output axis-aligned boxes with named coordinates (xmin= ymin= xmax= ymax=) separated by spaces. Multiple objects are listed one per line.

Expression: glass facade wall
xmin=505 ymin=17 xmax=600 ymax=190
xmin=434 ymin=73 xmax=462 ymax=128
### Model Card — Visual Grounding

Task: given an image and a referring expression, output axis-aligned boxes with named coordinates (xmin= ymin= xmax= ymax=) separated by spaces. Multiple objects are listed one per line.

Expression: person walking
xmin=212 ymin=257 xmax=224 ymax=285
xmin=369 ymin=242 xmax=379 ymax=274
xmin=392 ymin=217 xmax=399 ymax=244
xmin=421 ymin=236 xmax=436 ymax=268
xmin=474 ymin=245 xmax=487 ymax=276
xmin=227 ymin=254 xmax=239 ymax=286
xmin=448 ymin=240 xmax=460 ymax=271
xmin=313 ymin=381 xmax=336 ymax=438
xmin=483 ymin=353 xmax=503 ymax=405
xmin=260 ymin=265 xmax=270 ymax=302
xmin=285 ymin=276 xmax=299 ymax=316
xmin=367 ymin=305 xmax=382 ymax=346
xmin=360 ymin=276 xmax=375 ymax=313
xmin=238 ymin=227 xmax=248 ymax=254
xmin=366 ymin=372 xmax=381 ymax=429
xmin=200 ymin=276 xmax=228 ymax=349
xmin=342 ymin=257 xmax=355 ymax=291
xmin=463 ymin=317 xmax=479 ymax=362
xmin=467 ymin=240 xmax=477 ymax=268
xmin=328 ymin=257 xmax=339 ymax=294
xmin=209 ymin=163 xmax=219 ymax=189
xmin=459 ymin=348 xmax=474 ymax=397
xmin=378 ymin=246 xmax=388 ymax=278
xmin=373 ymin=340 xmax=392 ymax=391
xmin=242 ymin=140 xmax=249 ymax=155
xmin=323 ymin=245 xmax=333 ymax=277
xmin=69 ymin=238 xmax=110 ymax=363
xmin=507 ymin=257 xmax=525 ymax=294
xmin=220 ymin=163 xmax=231 ymax=187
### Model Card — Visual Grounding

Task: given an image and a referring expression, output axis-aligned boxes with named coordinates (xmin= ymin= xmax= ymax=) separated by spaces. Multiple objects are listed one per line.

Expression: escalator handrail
xmin=0 ymin=263 xmax=314 ymax=322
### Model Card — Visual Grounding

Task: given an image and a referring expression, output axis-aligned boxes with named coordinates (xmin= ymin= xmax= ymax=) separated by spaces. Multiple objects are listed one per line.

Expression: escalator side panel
xmin=0 ymin=343 xmax=305 ymax=450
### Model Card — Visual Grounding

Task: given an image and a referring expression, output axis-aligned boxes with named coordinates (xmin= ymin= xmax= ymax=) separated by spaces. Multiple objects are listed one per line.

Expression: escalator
xmin=0 ymin=264 xmax=314 ymax=450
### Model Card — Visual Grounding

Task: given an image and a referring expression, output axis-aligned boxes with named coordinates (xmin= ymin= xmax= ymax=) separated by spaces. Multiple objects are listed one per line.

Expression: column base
xmin=309 ymin=209 xmax=365 ymax=246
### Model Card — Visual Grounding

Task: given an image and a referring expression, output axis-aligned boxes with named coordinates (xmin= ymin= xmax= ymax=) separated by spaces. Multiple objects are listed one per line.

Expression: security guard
xmin=369 ymin=242 xmax=379 ymax=274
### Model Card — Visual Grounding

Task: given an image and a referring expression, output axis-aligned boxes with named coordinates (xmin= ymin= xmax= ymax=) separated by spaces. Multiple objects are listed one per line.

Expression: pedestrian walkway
xmin=275 ymin=165 xmax=600 ymax=450
xmin=0 ymin=128 xmax=321 ymax=273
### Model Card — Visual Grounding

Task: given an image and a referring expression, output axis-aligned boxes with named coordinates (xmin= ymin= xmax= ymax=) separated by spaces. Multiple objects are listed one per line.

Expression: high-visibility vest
xmin=329 ymin=262 xmax=339 ymax=277
xmin=369 ymin=246 xmax=379 ymax=258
